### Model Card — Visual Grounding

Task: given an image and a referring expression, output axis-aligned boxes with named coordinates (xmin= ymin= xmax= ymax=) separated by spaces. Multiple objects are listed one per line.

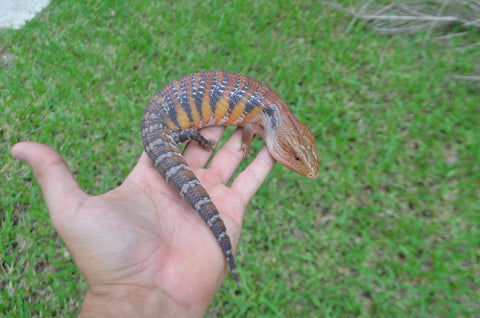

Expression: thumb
xmin=11 ymin=141 xmax=86 ymax=220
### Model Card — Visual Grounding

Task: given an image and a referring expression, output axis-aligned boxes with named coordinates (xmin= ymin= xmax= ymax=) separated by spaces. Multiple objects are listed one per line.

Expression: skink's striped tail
xmin=141 ymin=115 xmax=239 ymax=287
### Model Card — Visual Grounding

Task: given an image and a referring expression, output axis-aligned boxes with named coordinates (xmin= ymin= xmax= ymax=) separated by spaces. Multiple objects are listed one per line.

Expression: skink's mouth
xmin=296 ymin=168 xmax=319 ymax=180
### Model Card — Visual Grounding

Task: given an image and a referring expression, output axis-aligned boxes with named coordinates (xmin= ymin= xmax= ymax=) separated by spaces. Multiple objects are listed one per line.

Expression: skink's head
xmin=269 ymin=121 xmax=319 ymax=180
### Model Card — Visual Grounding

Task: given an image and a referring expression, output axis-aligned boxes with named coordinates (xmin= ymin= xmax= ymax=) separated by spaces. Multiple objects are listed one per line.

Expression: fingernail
xmin=11 ymin=145 xmax=26 ymax=161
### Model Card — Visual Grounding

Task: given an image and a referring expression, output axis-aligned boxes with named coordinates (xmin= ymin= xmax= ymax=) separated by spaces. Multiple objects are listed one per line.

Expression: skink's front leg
xmin=241 ymin=124 xmax=264 ymax=160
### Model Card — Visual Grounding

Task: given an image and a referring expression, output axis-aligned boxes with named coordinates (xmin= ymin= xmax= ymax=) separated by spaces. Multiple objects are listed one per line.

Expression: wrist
xmin=78 ymin=284 xmax=205 ymax=318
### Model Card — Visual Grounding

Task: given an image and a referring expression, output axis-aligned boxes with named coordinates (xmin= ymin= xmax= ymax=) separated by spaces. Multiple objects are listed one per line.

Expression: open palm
xmin=11 ymin=126 xmax=275 ymax=317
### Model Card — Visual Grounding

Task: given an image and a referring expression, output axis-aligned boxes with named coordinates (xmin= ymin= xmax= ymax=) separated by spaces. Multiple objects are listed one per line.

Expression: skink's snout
xmin=269 ymin=123 xmax=320 ymax=180
xmin=306 ymin=168 xmax=319 ymax=180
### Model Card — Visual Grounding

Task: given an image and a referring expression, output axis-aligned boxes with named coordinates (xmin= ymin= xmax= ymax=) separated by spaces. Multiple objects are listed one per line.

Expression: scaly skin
xmin=140 ymin=71 xmax=319 ymax=287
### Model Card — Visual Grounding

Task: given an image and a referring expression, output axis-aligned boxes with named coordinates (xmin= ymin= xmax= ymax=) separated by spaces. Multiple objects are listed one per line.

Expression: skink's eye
xmin=294 ymin=153 xmax=301 ymax=161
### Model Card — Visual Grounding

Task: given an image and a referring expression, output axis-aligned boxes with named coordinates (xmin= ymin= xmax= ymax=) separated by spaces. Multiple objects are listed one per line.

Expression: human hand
xmin=11 ymin=126 xmax=275 ymax=318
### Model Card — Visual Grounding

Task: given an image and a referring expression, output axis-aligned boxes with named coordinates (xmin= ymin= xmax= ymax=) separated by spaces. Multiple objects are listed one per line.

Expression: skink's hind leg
xmin=172 ymin=129 xmax=216 ymax=151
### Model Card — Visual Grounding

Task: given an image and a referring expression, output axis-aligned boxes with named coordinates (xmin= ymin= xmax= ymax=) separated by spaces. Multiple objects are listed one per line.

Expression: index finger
xmin=231 ymin=145 xmax=276 ymax=205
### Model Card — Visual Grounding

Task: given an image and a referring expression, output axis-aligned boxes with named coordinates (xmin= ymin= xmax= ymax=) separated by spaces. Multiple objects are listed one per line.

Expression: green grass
xmin=1 ymin=0 xmax=479 ymax=316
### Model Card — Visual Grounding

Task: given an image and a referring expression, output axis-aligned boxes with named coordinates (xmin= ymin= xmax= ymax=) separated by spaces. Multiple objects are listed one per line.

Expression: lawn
xmin=1 ymin=0 xmax=479 ymax=316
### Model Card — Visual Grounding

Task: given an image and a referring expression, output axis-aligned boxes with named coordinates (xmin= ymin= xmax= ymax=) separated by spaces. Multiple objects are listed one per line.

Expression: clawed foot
xmin=240 ymin=143 xmax=252 ymax=160
xmin=204 ymin=139 xmax=217 ymax=152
